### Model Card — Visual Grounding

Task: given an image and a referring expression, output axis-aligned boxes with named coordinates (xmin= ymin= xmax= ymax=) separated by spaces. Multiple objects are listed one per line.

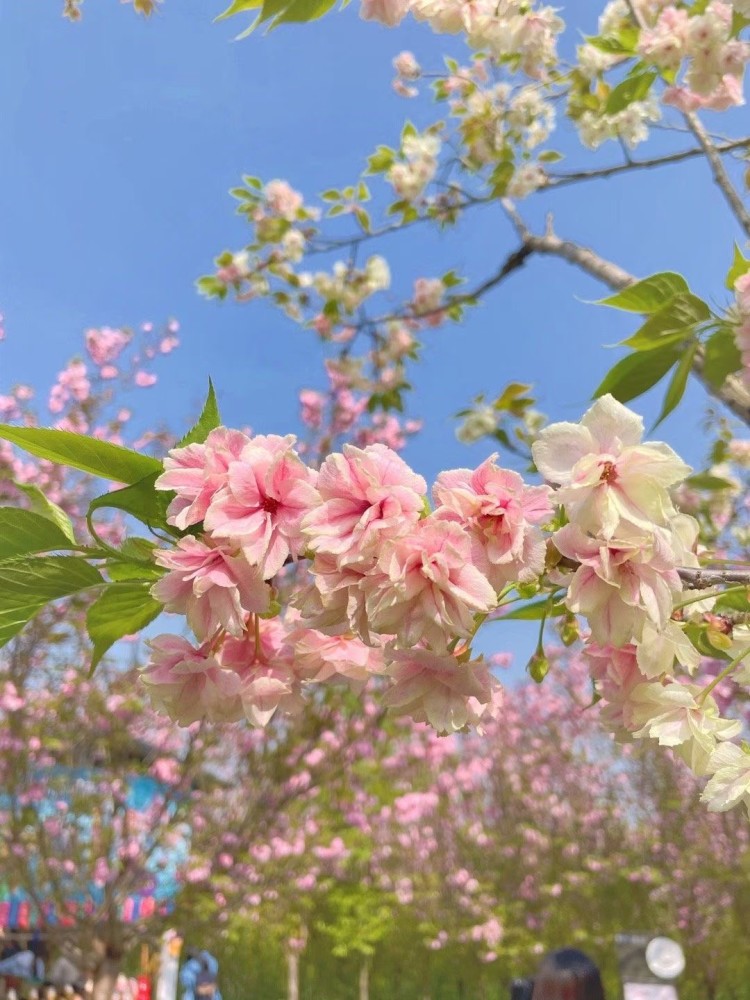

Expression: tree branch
xmin=683 ymin=111 xmax=750 ymax=240
xmin=547 ymin=137 xmax=750 ymax=190
xmin=678 ymin=567 xmax=750 ymax=589
xmin=502 ymin=202 xmax=750 ymax=426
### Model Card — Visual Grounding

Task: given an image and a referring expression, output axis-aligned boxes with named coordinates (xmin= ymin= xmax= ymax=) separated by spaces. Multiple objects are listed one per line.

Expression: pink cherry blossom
xmin=381 ymin=648 xmax=500 ymax=733
xmin=360 ymin=0 xmax=410 ymax=26
xmin=629 ymin=680 xmax=741 ymax=775
xmin=299 ymin=389 xmax=325 ymax=430
xmin=264 ymin=180 xmax=303 ymax=221
xmin=219 ymin=621 xmax=305 ymax=726
xmin=290 ymin=627 xmax=384 ymax=687
xmin=85 ymin=326 xmax=130 ymax=366
xmin=702 ymin=743 xmax=750 ymax=815
xmin=364 ymin=518 xmax=497 ymax=648
xmin=554 ymin=523 xmax=682 ymax=646
xmin=585 ymin=642 xmax=648 ymax=734
xmin=434 ymin=455 xmax=552 ymax=589
xmin=156 ymin=426 xmax=251 ymax=530
xmin=533 ymin=394 xmax=691 ymax=537
xmin=152 ymin=537 xmax=270 ymax=640
xmin=393 ymin=50 xmax=421 ymax=78
xmin=204 ymin=434 xmax=318 ymax=577
xmin=293 ymin=552 xmax=373 ymax=636
xmin=140 ymin=635 xmax=242 ymax=725
xmin=302 ymin=443 xmax=426 ymax=565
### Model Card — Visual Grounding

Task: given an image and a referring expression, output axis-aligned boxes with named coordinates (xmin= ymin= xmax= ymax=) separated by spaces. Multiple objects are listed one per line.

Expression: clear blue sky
xmin=0 ymin=0 xmax=744 ymax=661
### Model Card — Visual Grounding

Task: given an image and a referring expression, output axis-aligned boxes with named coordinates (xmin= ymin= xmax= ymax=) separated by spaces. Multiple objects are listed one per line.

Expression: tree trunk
xmin=92 ymin=956 xmax=121 ymax=1000
xmin=359 ymin=959 xmax=370 ymax=1000
xmin=287 ymin=950 xmax=300 ymax=1000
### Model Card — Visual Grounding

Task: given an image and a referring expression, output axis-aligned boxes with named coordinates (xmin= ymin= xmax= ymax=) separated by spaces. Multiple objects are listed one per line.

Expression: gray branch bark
xmin=499 ymin=204 xmax=750 ymax=426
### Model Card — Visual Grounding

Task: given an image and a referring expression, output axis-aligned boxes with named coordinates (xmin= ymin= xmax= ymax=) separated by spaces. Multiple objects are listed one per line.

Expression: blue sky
xmin=0 ymin=0 xmax=745 ymax=662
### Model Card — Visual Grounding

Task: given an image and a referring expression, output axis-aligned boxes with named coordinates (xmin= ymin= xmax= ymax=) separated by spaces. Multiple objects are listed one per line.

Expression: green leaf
xmin=500 ymin=600 xmax=567 ymax=621
xmin=215 ymin=0 xmax=261 ymax=20
xmin=489 ymin=161 xmax=515 ymax=197
xmin=0 ymin=556 xmax=103 ymax=648
xmin=107 ymin=537 xmax=163 ymax=582
xmin=594 ymin=342 xmax=683 ymax=403
xmin=270 ymin=0 xmax=336 ymax=24
xmin=714 ymin=589 xmax=750 ymax=612
xmin=87 ymin=581 xmax=163 ymax=670
xmin=621 ymin=330 xmax=692 ymax=352
xmin=702 ymin=326 xmax=742 ymax=388
xmin=0 ymin=425 xmax=161 ymax=485
xmin=585 ymin=25 xmax=638 ymax=55
xmin=13 ymin=483 xmax=76 ymax=543
xmin=725 ymin=242 xmax=750 ymax=290
xmin=684 ymin=472 xmax=737 ymax=491
xmin=605 ymin=70 xmax=657 ymax=115
xmin=88 ymin=473 xmax=173 ymax=534
xmin=258 ymin=0 xmax=292 ymax=23
xmin=598 ymin=272 xmax=689 ymax=313
xmin=0 ymin=508 xmax=78 ymax=563
xmin=177 ymin=379 xmax=222 ymax=449
xmin=653 ymin=343 xmax=696 ymax=428
xmin=683 ymin=623 xmax=731 ymax=662
xmin=620 ymin=293 xmax=710 ymax=350
xmin=538 ymin=150 xmax=563 ymax=163
xmin=366 ymin=146 xmax=395 ymax=175
xmin=494 ymin=382 xmax=534 ymax=413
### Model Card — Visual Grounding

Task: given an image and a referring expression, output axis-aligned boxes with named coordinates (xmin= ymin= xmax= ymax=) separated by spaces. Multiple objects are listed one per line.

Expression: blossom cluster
xmin=361 ymin=0 xmax=563 ymax=79
xmin=144 ymin=426 xmax=555 ymax=733
xmin=133 ymin=393 xmax=748 ymax=815
xmin=387 ymin=131 xmax=441 ymax=201
xmin=639 ymin=1 xmax=750 ymax=113
xmin=531 ymin=396 xmax=750 ymax=811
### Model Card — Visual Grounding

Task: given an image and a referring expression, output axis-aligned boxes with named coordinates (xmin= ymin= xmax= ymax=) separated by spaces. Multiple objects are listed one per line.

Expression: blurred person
xmin=531 ymin=949 xmax=606 ymax=1000
xmin=179 ymin=952 xmax=221 ymax=1000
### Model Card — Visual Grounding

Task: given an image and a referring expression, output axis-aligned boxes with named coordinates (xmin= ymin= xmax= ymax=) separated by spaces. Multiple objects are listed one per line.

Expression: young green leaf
xmin=215 ymin=0 xmax=261 ymax=20
xmin=605 ymin=70 xmax=657 ymax=115
xmin=13 ymin=483 xmax=76 ymax=544
xmin=0 ymin=556 xmax=104 ymax=648
xmin=88 ymin=473 xmax=174 ymax=535
xmin=499 ymin=600 xmax=567 ymax=620
xmin=653 ymin=343 xmax=697 ymax=428
xmin=598 ymin=272 xmax=690 ymax=313
xmin=0 ymin=508 xmax=79 ymax=563
xmin=725 ymin=242 xmax=750 ymax=290
xmin=176 ymin=379 xmax=222 ymax=449
xmin=702 ymin=326 xmax=743 ymax=388
xmin=106 ymin=537 xmax=163 ymax=582
xmin=619 ymin=293 xmax=710 ymax=350
xmin=594 ymin=342 xmax=683 ymax=403
xmin=684 ymin=472 xmax=737 ymax=491
xmin=87 ymin=581 xmax=163 ymax=670
xmin=0 ymin=425 xmax=161 ymax=484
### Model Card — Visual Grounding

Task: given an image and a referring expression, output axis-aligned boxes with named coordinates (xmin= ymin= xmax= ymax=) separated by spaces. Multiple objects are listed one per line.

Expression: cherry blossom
xmin=204 ymin=433 xmax=318 ymax=577
xmin=533 ymin=394 xmax=691 ymax=538
xmin=152 ymin=536 xmax=270 ymax=639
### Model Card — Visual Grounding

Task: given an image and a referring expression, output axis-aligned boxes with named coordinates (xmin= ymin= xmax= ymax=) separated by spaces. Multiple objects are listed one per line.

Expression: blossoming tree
xmin=7 ymin=0 xmax=750 ymax=821
xmin=180 ymin=656 xmax=750 ymax=1000
xmin=0 ymin=329 xmax=378 ymax=998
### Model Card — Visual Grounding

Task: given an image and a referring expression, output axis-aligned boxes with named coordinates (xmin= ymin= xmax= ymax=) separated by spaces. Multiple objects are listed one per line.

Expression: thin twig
xmin=547 ymin=137 xmax=750 ymax=190
xmin=499 ymin=202 xmax=750 ymax=425
xmin=678 ymin=567 xmax=750 ymax=589
xmin=683 ymin=111 xmax=750 ymax=240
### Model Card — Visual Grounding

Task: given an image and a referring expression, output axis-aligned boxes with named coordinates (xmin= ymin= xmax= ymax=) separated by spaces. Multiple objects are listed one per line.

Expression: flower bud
xmin=527 ymin=650 xmax=550 ymax=684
